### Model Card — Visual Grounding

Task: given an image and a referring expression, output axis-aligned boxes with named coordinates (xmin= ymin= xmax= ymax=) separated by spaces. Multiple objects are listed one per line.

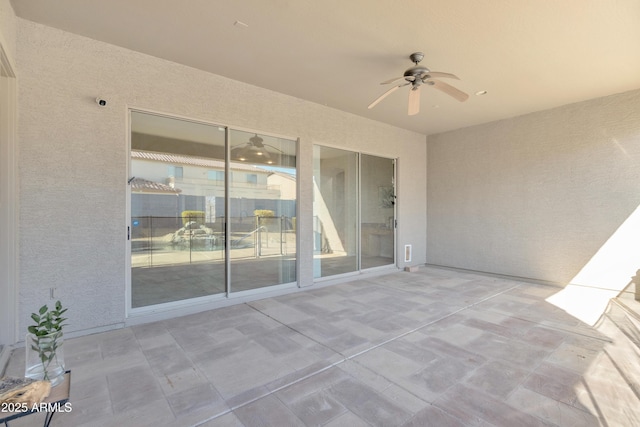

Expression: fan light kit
xmin=231 ymin=134 xmax=283 ymax=165
xmin=368 ymin=52 xmax=469 ymax=115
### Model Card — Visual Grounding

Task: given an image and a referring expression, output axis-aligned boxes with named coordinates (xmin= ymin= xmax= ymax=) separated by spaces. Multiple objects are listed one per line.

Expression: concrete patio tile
xmin=106 ymin=365 xmax=165 ymax=413
xmin=331 ymin=318 xmax=393 ymax=342
xmin=383 ymin=338 xmax=440 ymax=365
xmin=462 ymin=316 xmax=525 ymax=339
xmin=545 ymin=342 xmax=603 ymax=373
xmin=157 ymin=366 xmax=208 ymax=394
xmin=274 ymin=346 xmax=334 ymax=372
xmin=233 ymin=394 xmax=304 ymax=427
xmin=274 ymin=366 xmax=349 ymax=404
xmin=247 ymin=299 xmax=313 ymax=324
xmin=412 ymin=312 xmax=468 ymax=334
xmin=131 ymin=319 xmax=169 ymax=340
xmin=265 ymin=361 xmax=338 ymax=393
xmin=435 ymin=384 xmax=550 ymax=427
xmin=69 ymin=374 xmax=110 ymax=403
xmin=465 ymin=332 xmax=550 ymax=367
xmin=521 ymin=325 xmax=568 ymax=350
xmin=197 ymin=412 xmax=245 ymax=427
xmin=98 ymin=328 xmax=141 ymax=359
xmin=328 ymin=377 xmax=413 ymax=427
xmin=523 ymin=362 xmax=585 ymax=406
xmin=324 ymin=331 xmax=371 ymax=355
xmin=302 ymin=341 xmax=343 ymax=361
xmin=84 ymin=398 xmax=175 ymax=427
xmin=401 ymin=404 xmax=468 ymax=427
xmin=354 ymin=347 xmax=424 ymax=380
xmin=422 ymin=323 xmax=485 ymax=347
xmin=337 ymin=359 xmax=393 ymax=393
xmin=518 ymin=303 xmax=583 ymax=328
xmin=198 ymin=354 xmax=289 ymax=399
xmin=225 ymin=384 xmax=270 ymax=410
xmin=168 ymin=325 xmax=224 ymax=355
xmin=143 ymin=342 xmax=196 ymax=377
xmin=507 ymin=386 xmax=601 ymax=427
xmin=165 ymin=382 xmax=226 ymax=417
xmin=235 ymin=319 xmax=279 ymax=337
xmin=135 ymin=330 xmax=178 ymax=351
xmin=286 ymin=389 xmax=347 ymax=425
xmin=415 ymin=336 xmax=486 ymax=366
xmin=72 ymin=349 xmax=149 ymax=380
xmin=322 ymin=410 xmax=372 ymax=427
xmin=464 ymin=360 xmax=530 ymax=399
xmin=62 ymin=332 xmax=105 ymax=366
xmin=288 ymin=318 xmax=351 ymax=342
xmin=406 ymin=354 xmax=482 ymax=396
xmin=380 ymin=383 xmax=429 ymax=414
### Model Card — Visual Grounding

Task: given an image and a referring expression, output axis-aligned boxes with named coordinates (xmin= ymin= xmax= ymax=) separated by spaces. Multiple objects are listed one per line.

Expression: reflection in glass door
xmin=360 ymin=154 xmax=395 ymax=269
xmin=130 ymin=111 xmax=226 ymax=307
xmin=130 ymin=113 xmax=298 ymax=308
xmin=228 ymin=130 xmax=297 ymax=292
xmin=313 ymin=146 xmax=358 ymax=277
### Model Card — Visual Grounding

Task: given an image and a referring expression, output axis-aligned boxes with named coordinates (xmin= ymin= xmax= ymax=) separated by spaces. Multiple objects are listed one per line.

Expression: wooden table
xmin=0 ymin=371 xmax=70 ymax=427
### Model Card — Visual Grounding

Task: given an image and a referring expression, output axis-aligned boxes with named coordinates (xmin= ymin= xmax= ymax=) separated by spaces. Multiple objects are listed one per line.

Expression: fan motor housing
xmin=404 ymin=65 xmax=429 ymax=81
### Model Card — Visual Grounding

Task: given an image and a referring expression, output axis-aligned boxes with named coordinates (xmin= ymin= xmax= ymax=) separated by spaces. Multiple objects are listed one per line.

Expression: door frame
xmin=0 ymin=41 xmax=18 ymax=348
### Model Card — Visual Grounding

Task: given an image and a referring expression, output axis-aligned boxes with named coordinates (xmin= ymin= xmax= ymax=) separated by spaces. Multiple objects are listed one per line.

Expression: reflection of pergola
xmin=130 ymin=177 xmax=181 ymax=194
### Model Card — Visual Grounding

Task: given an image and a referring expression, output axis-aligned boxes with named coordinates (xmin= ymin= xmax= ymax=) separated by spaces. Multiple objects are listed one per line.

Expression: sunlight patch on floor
xmin=546 ymin=204 xmax=640 ymax=325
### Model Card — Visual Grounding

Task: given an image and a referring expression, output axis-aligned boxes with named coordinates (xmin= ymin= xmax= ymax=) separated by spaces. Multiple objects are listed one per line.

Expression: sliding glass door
xmin=313 ymin=147 xmax=395 ymax=278
xmin=130 ymin=112 xmax=298 ymax=309
xmin=130 ymin=111 xmax=226 ymax=307
xmin=313 ymin=146 xmax=358 ymax=277
xmin=360 ymin=154 xmax=395 ymax=269
xmin=228 ymin=129 xmax=297 ymax=292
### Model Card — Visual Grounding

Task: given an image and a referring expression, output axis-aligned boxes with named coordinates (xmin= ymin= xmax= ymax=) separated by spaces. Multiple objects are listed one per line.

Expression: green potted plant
xmin=24 ymin=301 xmax=67 ymax=387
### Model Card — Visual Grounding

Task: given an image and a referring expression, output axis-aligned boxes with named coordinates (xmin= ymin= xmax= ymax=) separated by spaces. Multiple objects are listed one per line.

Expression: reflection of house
xmin=131 ymin=151 xmax=296 ymax=221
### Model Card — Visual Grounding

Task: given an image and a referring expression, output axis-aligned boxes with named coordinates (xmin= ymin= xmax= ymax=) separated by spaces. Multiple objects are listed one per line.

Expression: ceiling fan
xmin=231 ymin=134 xmax=283 ymax=165
xmin=368 ymin=52 xmax=469 ymax=116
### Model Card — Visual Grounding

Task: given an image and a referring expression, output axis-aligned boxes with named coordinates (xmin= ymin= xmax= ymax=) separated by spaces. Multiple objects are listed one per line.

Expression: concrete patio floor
xmin=5 ymin=266 xmax=640 ymax=426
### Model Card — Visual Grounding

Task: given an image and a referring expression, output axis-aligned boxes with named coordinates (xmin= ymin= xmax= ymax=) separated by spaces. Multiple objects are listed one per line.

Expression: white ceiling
xmin=10 ymin=0 xmax=640 ymax=135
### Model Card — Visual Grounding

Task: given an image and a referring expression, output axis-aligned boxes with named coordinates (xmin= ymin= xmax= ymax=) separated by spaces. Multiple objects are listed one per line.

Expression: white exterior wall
xmin=15 ymin=19 xmax=427 ymax=338
xmin=427 ymin=89 xmax=640 ymax=285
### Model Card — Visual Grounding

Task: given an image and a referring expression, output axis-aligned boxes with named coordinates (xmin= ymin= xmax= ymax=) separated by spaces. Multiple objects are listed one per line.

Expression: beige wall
xmin=15 ymin=18 xmax=427 ymax=338
xmin=427 ymin=89 xmax=640 ymax=284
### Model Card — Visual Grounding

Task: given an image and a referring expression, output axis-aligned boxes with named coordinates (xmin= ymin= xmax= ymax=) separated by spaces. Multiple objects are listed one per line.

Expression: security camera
xmin=95 ymin=97 xmax=107 ymax=106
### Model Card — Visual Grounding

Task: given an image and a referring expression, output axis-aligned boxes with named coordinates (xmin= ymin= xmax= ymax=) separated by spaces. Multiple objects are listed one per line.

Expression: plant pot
xmin=25 ymin=331 xmax=65 ymax=387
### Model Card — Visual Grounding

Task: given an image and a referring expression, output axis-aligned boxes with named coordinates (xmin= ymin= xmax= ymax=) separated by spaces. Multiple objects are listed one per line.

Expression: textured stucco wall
xmin=16 ymin=19 xmax=427 ymax=337
xmin=427 ymin=89 xmax=640 ymax=284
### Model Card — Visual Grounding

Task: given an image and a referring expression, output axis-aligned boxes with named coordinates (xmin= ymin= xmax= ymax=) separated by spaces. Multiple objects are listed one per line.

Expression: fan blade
xmin=430 ymin=79 xmax=469 ymax=102
xmin=422 ymin=71 xmax=459 ymax=80
xmin=368 ymin=83 xmax=409 ymax=109
xmin=380 ymin=76 xmax=406 ymax=85
xmin=408 ymin=86 xmax=421 ymax=116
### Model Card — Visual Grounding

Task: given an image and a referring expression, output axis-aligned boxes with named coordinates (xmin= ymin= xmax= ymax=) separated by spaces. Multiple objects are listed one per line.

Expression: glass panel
xmin=229 ymin=130 xmax=297 ymax=291
xmin=313 ymin=146 xmax=358 ymax=277
xmin=130 ymin=111 xmax=226 ymax=307
xmin=360 ymin=154 xmax=395 ymax=269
